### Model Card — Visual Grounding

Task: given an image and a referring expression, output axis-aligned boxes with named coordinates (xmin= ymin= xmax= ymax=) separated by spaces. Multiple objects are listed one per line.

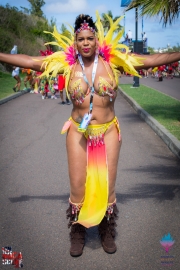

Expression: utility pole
xmin=133 ymin=7 xmax=140 ymax=87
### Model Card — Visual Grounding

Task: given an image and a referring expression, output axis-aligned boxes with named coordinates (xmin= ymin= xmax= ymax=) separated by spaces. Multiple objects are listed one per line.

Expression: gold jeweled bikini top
xmin=68 ymin=56 xmax=117 ymax=105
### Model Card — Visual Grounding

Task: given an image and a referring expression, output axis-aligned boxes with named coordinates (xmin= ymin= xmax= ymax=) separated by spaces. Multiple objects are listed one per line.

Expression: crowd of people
xmin=11 ymin=66 xmax=70 ymax=104
xmin=150 ymin=62 xmax=180 ymax=80
xmin=125 ymin=61 xmax=180 ymax=81
xmin=11 ymin=45 xmax=70 ymax=104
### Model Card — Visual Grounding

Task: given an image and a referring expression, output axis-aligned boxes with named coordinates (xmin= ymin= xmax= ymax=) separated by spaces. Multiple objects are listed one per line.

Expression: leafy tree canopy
xmin=0 ymin=4 xmax=55 ymax=55
xmin=101 ymin=10 xmax=123 ymax=34
xmin=126 ymin=0 xmax=180 ymax=26
xmin=27 ymin=0 xmax=45 ymax=18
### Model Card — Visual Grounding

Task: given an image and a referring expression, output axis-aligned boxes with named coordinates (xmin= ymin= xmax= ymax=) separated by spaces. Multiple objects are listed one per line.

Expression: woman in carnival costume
xmin=39 ymin=47 xmax=58 ymax=99
xmin=1 ymin=12 xmax=180 ymax=257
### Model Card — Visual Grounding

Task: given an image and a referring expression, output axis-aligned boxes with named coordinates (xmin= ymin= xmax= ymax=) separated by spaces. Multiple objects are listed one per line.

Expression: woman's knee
xmin=70 ymin=187 xmax=85 ymax=202
xmin=17 ymin=77 xmax=21 ymax=83
xmin=70 ymin=178 xmax=85 ymax=201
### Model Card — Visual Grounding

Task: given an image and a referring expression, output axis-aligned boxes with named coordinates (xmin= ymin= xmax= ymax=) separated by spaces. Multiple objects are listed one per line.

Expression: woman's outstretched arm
xmin=134 ymin=52 xmax=180 ymax=70
xmin=0 ymin=53 xmax=46 ymax=71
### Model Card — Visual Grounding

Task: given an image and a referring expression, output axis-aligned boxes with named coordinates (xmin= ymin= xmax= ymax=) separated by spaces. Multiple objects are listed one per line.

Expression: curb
xmin=0 ymin=89 xmax=30 ymax=105
xmin=119 ymin=87 xmax=180 ymax=159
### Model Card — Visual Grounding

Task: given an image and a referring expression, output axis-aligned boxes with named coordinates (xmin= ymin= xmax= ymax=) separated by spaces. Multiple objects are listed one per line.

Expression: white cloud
xmin=92 ymin=5 xmax=108 ymax=13
xmin=44 ymin=0 xmax=88 ymax=14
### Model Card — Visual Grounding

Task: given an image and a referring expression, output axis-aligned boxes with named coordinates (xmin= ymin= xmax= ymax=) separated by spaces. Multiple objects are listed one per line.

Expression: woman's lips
xmin=82 ymin=48 xmax=90 ymax=53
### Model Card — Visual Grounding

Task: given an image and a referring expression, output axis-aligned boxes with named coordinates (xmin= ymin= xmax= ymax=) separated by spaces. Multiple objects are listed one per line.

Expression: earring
xmin=95 ymin=38 xmax=99 ymax=55
xmin=73 ymin=44 xmax=78 ymax=60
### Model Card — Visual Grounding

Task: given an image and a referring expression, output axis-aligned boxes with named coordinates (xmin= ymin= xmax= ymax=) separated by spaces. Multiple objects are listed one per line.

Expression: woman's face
xmin=76 ymin=30 xmax=96 ymax=58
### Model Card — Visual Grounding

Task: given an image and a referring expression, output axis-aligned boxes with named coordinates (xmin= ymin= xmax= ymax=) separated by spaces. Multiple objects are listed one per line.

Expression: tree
xmin=59 ymin=23 xmax=73 ymax=42
xmin=20 ymin=6 xmax=30 ymax=14
xmin=27 ymin=0 xmax=45 ymax=18
xmin=126 ymin=0 xmax=180 ymax=26
xmin=147 ymin=46 xmax=155 ymax=54
xmin=101 ymin=10 xmax=123 ymax=34
xmin=166 ymin=43 xmax=180 ymax=52
xmin=0 ymin=4 xmax=55 ymax=55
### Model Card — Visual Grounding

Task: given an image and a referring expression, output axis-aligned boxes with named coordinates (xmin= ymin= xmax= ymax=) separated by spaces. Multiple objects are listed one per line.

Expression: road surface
xmin=0 ymin=91 xmax=180 ymax=269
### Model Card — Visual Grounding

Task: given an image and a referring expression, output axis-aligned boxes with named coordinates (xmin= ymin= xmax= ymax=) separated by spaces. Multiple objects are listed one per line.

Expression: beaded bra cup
xmin=69 ymin=56 xmax=117 ymax=105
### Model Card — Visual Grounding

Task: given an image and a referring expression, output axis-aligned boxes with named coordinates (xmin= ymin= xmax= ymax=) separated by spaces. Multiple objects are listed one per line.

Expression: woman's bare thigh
xmin=66 ymin=123 xmax=87 ymax=202
xmin=104 ymin=122 xmax=122 ymax=202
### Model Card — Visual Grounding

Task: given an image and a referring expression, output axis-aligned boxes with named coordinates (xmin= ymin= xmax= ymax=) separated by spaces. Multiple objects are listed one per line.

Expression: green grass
xmin=119 ymin=84 xmax=180 ymax=141
xmin=0 ymin=71 xmax=26 ymax=100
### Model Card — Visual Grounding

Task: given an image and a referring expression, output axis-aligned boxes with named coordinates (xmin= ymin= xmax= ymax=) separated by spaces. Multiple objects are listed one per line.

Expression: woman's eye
xmin=77 ymin=38 xmax=84 ymax=42
xmin=77 ymin=37 xmax=94 ymax=42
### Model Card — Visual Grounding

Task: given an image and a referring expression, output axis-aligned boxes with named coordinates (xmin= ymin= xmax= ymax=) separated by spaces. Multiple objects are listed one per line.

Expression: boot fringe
xmin=98 ymin=204 xmax=118 ymax=254
xmin=98 ymin=204 xmax=119 ymax=239
xmin=66 ymin=200 xmax=83 ymax=228
xmin=66 ymin=205 xmax=76 ymax=228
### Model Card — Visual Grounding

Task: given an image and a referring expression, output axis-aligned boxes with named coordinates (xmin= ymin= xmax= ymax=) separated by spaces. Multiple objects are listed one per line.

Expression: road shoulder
xmin=0 ymin=89 xmax=30 ymax=105
xmin=119 ymin=87 xmax=180 ymax=159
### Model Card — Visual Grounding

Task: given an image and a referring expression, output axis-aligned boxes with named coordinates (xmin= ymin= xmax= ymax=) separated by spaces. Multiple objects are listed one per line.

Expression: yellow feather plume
xmin=95 ymin=11 xmax=144 ymax=82
xmin=95 ymin=11 xmax=104 ymax=44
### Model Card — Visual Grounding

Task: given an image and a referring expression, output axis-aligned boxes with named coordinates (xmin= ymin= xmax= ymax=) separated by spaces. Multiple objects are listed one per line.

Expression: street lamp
xmin=120 ymin=1 xmax=140 ymax=87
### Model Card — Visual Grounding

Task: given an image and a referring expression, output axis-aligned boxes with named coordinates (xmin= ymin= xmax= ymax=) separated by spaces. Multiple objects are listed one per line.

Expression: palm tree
xmin=101 ymin=10 xmax=123 ymax=34
xmin=126 ymin=0 xmax=180 ymax=26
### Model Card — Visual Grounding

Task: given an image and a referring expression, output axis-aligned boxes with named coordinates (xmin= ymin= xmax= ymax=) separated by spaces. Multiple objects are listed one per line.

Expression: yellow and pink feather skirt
xmin=61 ymin=116 xmax=121 ymax=228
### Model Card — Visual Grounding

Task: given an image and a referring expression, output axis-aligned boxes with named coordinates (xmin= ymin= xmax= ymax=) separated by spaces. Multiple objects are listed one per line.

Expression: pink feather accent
xmin=99 ymin=41 xmax=112 ymax=63
xmin=39 ymin=50 xmax=53 ymax=56
xmin=65 ymin=45 xmax=76 ymax=66
xmin=61 ymin=119 xmax=72 ymax=134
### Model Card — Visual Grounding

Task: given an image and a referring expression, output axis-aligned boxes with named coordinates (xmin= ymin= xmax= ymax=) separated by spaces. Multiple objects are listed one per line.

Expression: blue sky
xmin=1 ymin=0 xmax=180 ymax=49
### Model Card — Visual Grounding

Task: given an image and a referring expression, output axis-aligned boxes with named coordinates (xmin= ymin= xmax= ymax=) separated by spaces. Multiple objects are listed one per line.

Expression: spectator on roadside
xmin=151 ymin=67 xmax=158 ymax=78
xmin=124 ymin=33 xmax=128 ymax=45
xmin=33 ymin=71 xmax=42 ymax=93
xmin=143 ymin=69 xmax=149 ymax=78
xmin=158 ymin=65 xmax=165 ymax=81
xmin=49 ymin=76 xmax=58 ymax=99
xmin=143 ymin=32 xmax=147 ymax=42
xmin=167 ymin=64 xmax=173 ymax=79
xmin=127 ymin=30 xmax=132 ymax=43
xmin=172 ymin=62 xmax=179 ymax=76
xmin=58 ymin=75 xmax=70 ymax=105
xmin=22 ymin=68 xmax=33 ymax=90
xmin=11 ymin=45 xmax=17 ymax=55
xmin=12 ymin=66 xmax=21 ymax=92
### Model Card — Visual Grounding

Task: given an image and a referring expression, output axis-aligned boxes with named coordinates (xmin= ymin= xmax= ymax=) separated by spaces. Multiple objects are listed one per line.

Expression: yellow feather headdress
xmin=39 ymin=11 xmax=143 ymax=95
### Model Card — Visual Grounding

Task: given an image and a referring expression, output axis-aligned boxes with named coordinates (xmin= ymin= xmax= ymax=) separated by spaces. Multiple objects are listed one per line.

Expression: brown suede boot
xmin=69 ymin=223 xmax=86 ymax=256
xmin=66 ymin=202 xmax=86 ymax=257
xmin=98 ymin=204 xmax=118 ymax=254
